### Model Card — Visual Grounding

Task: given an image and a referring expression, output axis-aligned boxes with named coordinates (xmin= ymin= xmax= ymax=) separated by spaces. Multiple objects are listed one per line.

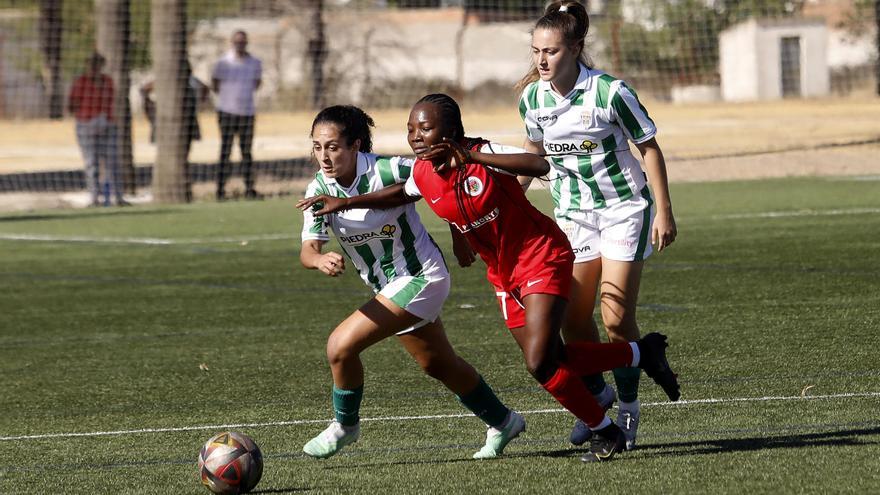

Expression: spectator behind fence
xmin=141 ymin=61 xmax=209 ymax=202
xmin=211 ymin=30 xmax=262 ymax=200
xmin=69 ymin=52 xmax=127 ymax=207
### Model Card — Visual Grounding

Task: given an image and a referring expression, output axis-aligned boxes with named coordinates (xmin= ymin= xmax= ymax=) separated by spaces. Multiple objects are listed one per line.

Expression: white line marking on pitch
xmin=2 ymin=391 xmax=878 ymax=442
xmin=0 ymin=233 xmax=297 ymax=245
xmin=710 ymin=207 xmax=880 ymax=220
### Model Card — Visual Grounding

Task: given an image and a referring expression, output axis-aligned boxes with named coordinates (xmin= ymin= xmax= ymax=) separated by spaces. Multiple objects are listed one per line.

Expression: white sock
xmin=629 ymin=342 xmax=640 ymax=367
xmin=588 ymin=416 xmax=612 ymax=431
xmin=619 ymin=399 xmax=640 ymax=412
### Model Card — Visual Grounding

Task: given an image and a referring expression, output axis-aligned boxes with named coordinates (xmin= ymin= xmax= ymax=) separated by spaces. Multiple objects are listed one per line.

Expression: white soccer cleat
xmin=473 ymin=411 xmax=526 ymax=459
xmin=302 ymin=421 xmax=360 ymax=459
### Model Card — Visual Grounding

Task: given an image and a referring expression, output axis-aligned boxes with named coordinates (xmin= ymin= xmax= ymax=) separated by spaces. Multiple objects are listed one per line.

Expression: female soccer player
xmin=299 ymin=105 xmax=525 ymax=460
xmin=299 ymin=95 xmax=680 ymax=462
xmin=516 ymin=1 xmax=678 ymax=450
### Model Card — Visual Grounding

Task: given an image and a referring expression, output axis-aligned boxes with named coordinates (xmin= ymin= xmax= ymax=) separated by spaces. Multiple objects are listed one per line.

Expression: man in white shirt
xmin=212 ymin=30 xmax=262 ymax=200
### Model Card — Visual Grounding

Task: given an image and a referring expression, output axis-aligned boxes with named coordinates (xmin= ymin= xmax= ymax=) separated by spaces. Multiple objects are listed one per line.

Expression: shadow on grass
xmin=633 ymin=425 xmax=880 ymax=458
xmin=253 ymin=488 xmax=311 ymax=493
xmin=0 ymin=208 xmax=184 ymax=223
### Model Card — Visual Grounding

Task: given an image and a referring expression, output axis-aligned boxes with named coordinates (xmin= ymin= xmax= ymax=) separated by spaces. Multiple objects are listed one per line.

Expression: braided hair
xmin=310 ymin=105 xmax=375 ymax=153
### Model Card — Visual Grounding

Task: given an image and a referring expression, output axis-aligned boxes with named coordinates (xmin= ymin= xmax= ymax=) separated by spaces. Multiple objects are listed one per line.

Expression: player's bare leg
xmin=398 ymin=320 xmax=525 ymax=459
xmin=303 ymin=296 xmax=415 ymax=459
xmin=600 ymin=258 xmax=645 ymax=450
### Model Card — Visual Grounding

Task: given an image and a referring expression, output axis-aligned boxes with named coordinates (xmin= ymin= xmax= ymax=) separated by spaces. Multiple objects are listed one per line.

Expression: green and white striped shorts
xmin=379 ymin=265 xmax=450 ymax=335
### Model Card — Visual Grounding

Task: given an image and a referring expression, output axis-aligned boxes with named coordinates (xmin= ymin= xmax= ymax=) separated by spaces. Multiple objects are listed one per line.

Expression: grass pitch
xmin=1 ymin=177 xmax=879 ymax=494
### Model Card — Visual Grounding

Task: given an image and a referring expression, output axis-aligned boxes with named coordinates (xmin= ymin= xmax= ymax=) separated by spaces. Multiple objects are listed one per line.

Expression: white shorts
xmin=378 ymin=268 xmax=450 ymax=335
xmin=557 ymin=195 xmax=653 ymax=263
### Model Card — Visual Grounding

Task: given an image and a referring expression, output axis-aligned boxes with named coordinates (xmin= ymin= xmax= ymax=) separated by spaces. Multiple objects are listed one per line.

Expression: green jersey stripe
xmin=611 ymin=91 xmax=646 ymax=141
xmin=397 ymin=213 xmax=423 ymax=276
xmin=353 ymin=244 xmax=382 ymax=291
xmin=571 ymin=89 xmax=585 ymax=106
xmin=577 ymin=155 xmax=606 ymax=209
xmin=356 ymin=174 xmax=370 ymax=195
xmin=595 ymin=74 xmax=616 ymax=109
xmin=634 ymin=201 xmax=652 ymax=261
xmin=389 ymin=276 xmax=428 ymax=310
xmin=527 ymin=83 xmax=539 ymax=112
xmin=308 ymin=217 xmax=324 ymax=234
xmin=601 ymin=135 xmax=634 ymax=201
xmin=518 ymin=97 xmax=528 ymax=121
xmin=568 ymin=169 xmax=582 ymax=210
xmin=379 ymin=239 xmax=397 ymax=281
xmin=399 ymin=163 xmax=411 ymax=180
xmin=376 ymin=157 xmax=395 ymax=187
xmin=543 ymin=90 xmax=556 ymax=108
xmin=550 ymin=158 xmax=564 ymax=207
xmin=314 ymin=173 xmax=330 ymax=196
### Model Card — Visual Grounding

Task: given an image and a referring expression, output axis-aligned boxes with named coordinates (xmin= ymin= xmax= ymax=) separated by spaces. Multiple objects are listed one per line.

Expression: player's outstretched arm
xmin=296 ymin=183 xmax=415 ymax=216
xmin=300 ymin=239 xmax=345 ymax=277
xmin=430 ymin=138 xmax=549 ymax=177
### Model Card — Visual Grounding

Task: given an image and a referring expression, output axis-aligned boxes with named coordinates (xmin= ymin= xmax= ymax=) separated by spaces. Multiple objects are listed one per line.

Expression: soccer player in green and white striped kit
xmin=517 ymin=1 xmax=678 ymax=451
xmin=298 ymin=105 xmax=525 ymax=459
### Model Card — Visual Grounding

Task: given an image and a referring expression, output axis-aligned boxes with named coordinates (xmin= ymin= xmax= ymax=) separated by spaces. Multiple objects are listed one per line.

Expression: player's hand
xmin=652 ymin=207 xmax=677 ymax=252
xmin=296 ymin=194 xmax=348 ymax=216
xmin=317 ymin=252 xmax=345 ymax=277
xmin=427 ymin=138 xmax=472 ymax=173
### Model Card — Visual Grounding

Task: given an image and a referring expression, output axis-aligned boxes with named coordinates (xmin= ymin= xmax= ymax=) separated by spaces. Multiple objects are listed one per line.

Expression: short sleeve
xmin=403 ymin=174 xmax=422 ymax=198
xmin=519 ymin=83 xmax=544 ymax=142
xmin=609 ymin=83 xmax=657 ymax=144
xmin=301 ymin=179 xmax=330 ymax=242
xmin=211 ymin=60 xmax=224 ymax=81
xmin=375 ymin=156 xmax=415 ymax=187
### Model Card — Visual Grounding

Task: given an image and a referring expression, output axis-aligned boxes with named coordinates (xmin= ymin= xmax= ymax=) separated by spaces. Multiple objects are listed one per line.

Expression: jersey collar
xmin=321 ymin=152 xmax=368 ymax=192
xmin=539 ymin=62 xmax=592 ymax=101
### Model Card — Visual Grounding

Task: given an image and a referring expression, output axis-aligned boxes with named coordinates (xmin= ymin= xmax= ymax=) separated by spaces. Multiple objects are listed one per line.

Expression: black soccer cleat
xmin=637 ymin=332 xmax=681 ymax=401
xmin=580 ymin=423 xmax=627 ymax=463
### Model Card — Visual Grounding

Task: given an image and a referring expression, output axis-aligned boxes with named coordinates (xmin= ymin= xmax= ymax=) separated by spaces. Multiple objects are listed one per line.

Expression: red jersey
xmin=69 ymin=74 xmax=114 ymax=121
xmin=405 ymin=139 xmax=573 ymax=294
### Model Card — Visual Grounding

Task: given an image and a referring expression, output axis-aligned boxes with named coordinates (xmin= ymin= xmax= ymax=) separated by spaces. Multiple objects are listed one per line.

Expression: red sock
xmin=563 ymin=341 xmax=633 ymax=376
xmin=541 ymin=364 xmax=606 ymax=428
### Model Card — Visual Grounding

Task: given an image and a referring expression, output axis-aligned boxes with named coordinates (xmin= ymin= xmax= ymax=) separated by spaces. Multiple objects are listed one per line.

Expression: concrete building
xmin=720 ymin=18 xmax=830 ymax=101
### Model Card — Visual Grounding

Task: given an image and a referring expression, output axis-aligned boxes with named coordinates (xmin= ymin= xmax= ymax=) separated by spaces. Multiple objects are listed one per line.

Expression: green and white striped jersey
xmin=519 ymin=64 xmax=656 ymax=215
xmin=301 ymin=152 xmax=446 ymax=292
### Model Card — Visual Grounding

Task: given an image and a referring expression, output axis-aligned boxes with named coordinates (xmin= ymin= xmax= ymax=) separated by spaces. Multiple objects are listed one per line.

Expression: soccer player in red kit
xmin=298 ymin=94 xmax=680 ymax=462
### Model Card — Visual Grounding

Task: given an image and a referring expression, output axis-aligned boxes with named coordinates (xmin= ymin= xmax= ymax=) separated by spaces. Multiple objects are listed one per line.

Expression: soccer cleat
xmin=569 ymin=387 xmax=617 ymax=446
xmin=616 ymin=406 xmax=640 ymax=450
xmin=473 ymin=411 xmax=526 ymax=459
xmin=637 ymin=332 xmax=681 ymax=401
xmin=581 ymin=422 xmax=627 ymax=463
xmin=302 ymin=421 xmax=360 ymax=459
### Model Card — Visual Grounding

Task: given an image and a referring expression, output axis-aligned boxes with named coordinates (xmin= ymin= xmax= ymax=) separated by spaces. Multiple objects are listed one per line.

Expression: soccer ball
xmin=198 ymin=431 xmax=263 ymax=495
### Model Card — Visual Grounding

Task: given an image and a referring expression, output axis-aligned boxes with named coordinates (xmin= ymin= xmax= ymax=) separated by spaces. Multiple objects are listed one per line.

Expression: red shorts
xmin=493 ymin=250 xmax=573 ymax=330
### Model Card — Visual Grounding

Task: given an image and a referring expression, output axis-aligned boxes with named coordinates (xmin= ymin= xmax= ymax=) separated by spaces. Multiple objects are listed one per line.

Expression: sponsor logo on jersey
xmin=465 ymin=176 xmax=484 ymax=197
xmin=452 ymin=207 xmax=499 ymax=233
xmin=340 ymin=224 xmax=397 ymax=245
xmin=546 ymin=140 xmax=599 ymax=154
xmin=537 ymin=114 xmax=558 ymax=125
xmin=573 ymin=245 xmax=592 ymax=254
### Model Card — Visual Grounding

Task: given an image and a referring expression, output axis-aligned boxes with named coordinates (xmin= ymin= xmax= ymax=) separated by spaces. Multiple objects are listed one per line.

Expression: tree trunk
xmin=875 ymin=0 xmax=879 ymax=96
xmin=95 ymin=0 xmax=135 ymax=193
xmin=150 ymin=0 xmax=189 ymax=203
xmin=39 ymin=0 xmax=63 ymax=119
xmin=306 ymin=0 xmax=326 ymax=110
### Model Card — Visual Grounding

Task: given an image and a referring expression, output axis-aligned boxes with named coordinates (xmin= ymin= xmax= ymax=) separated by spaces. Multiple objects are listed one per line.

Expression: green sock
xmin=332 ymin=385 xmax=363 ymax=426
xmin=457 ymin=376 xmax=510 ymax=428
xmin=613 ymin=367 xmax=641 ymax=403
xmin=581 ymin=373 xmax=608 ymax=396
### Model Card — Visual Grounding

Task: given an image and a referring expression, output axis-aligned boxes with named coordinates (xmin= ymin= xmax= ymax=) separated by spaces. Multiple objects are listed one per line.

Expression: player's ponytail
xmin=310 ymin=105 xmax=375 ymax=153
xmin=515 ymin=1 xmax=592 ymax=94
